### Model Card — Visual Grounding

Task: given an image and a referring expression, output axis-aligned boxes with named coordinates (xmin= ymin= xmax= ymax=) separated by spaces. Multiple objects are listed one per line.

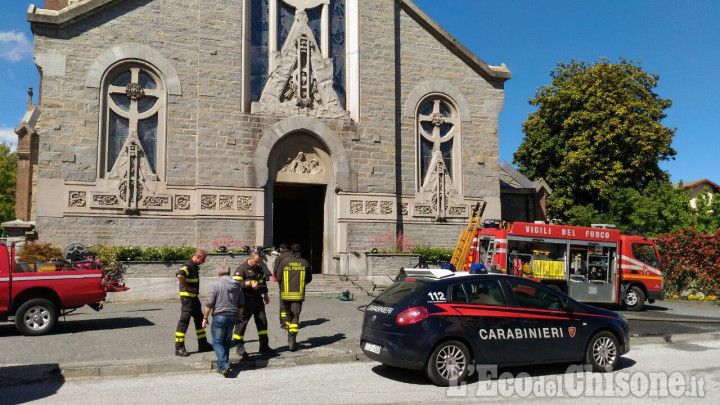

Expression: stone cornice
xmin=27 ymin=0 xmax=125 ymax=29
xmin=398 ymin=0 xmax=511 ymax=82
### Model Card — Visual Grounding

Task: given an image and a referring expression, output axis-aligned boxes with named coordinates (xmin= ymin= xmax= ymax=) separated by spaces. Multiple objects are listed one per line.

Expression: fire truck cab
xmin=473 ymin=222 xmax=663 ymax=311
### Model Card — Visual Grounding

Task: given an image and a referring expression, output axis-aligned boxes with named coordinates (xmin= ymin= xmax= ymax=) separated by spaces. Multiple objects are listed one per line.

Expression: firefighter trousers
xmin=175 ymin=296 xmax=206 ymax=345
xmin=233 ymin=298 xmax=268 ymax=341
xmin=278 ymin=290 xmax=286 ymax=327
xmin=282 ymin=300 xmax=303 ymax=334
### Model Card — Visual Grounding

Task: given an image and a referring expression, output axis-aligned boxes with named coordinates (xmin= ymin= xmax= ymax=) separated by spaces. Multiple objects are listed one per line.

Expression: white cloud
xmin=0 ymin=31 xmax=33 ymax=63
xmin=0 ymin=127 xmax=18 ymax=152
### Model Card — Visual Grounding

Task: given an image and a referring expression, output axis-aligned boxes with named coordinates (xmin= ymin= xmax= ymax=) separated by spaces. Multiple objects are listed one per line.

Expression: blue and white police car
xmin=360 ymin=269 xmax=630 ymax=386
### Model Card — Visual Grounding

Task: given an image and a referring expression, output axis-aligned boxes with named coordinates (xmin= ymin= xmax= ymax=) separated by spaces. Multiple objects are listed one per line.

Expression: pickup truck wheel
xmin=624 ymin=286 xmax=645 ymax=311
xmin=15 ymin=298 xmax=58 ymax=336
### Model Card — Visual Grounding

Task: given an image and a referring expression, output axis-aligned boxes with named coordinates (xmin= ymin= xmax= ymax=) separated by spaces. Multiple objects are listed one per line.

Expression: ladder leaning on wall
xmin=450 ymin=201 xmax=486 ymax=272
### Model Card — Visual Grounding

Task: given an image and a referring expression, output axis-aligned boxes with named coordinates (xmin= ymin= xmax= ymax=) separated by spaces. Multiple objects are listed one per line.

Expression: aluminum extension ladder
xmin=450 ymin=201 xmax=486 ymax=271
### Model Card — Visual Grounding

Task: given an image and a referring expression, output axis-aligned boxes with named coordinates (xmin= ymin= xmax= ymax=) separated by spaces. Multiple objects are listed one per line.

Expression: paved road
xmin=613 ymin=300 xmax=720 ymax=337
xmin=0 ymin=296 xmax=373 ymax=367
xmin=1 ymin=296 xmax=718 ymax=387
xmin=2 ymin=340 xmax=719 ymax=404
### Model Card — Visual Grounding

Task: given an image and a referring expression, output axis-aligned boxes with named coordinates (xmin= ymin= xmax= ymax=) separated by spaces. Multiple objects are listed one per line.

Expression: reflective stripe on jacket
xmin=277 ymin=254 xmax=312 ymax=301
xmin=177 ymin=259 xmax=200 ymax=297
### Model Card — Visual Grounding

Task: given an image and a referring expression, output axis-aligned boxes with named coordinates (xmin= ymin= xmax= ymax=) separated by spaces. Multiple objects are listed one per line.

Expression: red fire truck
xmin=471 ymin=222 xmax=663 ymax=311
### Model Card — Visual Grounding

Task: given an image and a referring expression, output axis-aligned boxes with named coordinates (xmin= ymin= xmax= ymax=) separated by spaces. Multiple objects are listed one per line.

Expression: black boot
xmin=288 ymin=332 xmax=298 ymax=352
xmin=259 ymin=335 xmax=275 ymax=355
xmin=235 ymin=340 xmax=249 ymax=359
xmin=198 ymin=340 xmax=214 ymax=353
xmin=175 ymin=343 xmax=189 ymax=357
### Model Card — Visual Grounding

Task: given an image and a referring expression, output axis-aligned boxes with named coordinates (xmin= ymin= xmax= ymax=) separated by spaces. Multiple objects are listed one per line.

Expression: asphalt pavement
xmin=1 ymin=295 xmax=720 ymax=386
xmin=0 ymin=295 xmax=374 ymax=385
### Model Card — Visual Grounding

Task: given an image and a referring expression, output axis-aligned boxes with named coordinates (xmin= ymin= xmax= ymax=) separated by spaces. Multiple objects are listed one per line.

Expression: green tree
xmin=0 ymin=143 xmax=16 ymax=225
xmin=602 ymin=181 xmax=693 ymax=236
xmin=514 ymin=58 xmax=676 ymax=223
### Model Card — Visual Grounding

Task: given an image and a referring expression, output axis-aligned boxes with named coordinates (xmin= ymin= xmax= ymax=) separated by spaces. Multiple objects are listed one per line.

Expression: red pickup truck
xmin=0 ymin=244 xmax=126 ymax=335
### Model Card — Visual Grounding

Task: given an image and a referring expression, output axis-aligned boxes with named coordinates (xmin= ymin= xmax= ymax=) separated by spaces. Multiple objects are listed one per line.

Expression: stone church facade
xmin=18 ymin=0 xmax=510 ymax=275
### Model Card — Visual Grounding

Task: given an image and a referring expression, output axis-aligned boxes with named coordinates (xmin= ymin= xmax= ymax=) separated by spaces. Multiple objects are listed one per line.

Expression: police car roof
xmin=402 ymin=268 xmax=496 ymax=280
xmin=402 ymin=269 xmax=522 ymax=284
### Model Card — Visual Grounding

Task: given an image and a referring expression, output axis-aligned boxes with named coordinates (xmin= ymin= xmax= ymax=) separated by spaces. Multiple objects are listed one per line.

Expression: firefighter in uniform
xmin=232 ymin=251 xmax=274 ymax=357
xmin=272 ymin=243 xmax=291 ymax=328
xmin=175 ymin=249 xmax=214 ymax=356
xmin=277 ymin=243 xmax=312 ymax=352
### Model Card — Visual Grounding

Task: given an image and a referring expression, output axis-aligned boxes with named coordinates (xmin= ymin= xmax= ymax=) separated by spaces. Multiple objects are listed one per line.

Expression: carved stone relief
xmin=380 ymin=201 xmax=393 ymax=215
xmin=365 ymin=201 xmax=378 ymax=215
xmin=219 ymin=195 xmax=234 ymax=210
xmin=89 ymin=128 xmax=170 ymax=213
xmin=400 ymin=203 xmax=409 ymax=216
xmin=175 ymin=195 xmax=191 ymax=210
xmin=279 ymin=151 xmax=325 ymax=174
xmin=350 ymin=200 xmax=363 ymax=214
xmin=257 ymin=10 xmax=346 ymax=119
xmin=93 ymin=195 xmax=119 ymax=206
xmin=272 ymin=133 xmax=332 ymax=185
xmin=237 ymin=196 xmax=253 ymax=211
xmin=414 ymin=205 xmax=433 ymax=216
xmin=201 ymin=195 xmax=217 ymax=210
xmin=69 ymin=191 xmax=86 ymax=207
xmin=416 ymin=150 xmax=464 ymax=221
xmin=143 ymin=196 xmax=169 ymax=207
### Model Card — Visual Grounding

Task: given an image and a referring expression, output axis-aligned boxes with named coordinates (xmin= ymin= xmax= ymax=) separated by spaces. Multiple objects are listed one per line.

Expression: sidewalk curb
xmin=0 ymin=349 xmax=364 ymax=387
xmin=631 ymin=332 xmax=720 ymax=346
xmin=3 ymin=333 xmax=719 ymax=387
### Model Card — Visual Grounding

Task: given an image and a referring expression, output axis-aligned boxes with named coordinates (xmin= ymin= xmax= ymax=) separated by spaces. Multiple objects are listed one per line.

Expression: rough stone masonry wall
xmin=354 ymin=0 xmax=399 ymax=194
xmin=37 ymin=216 xmax=256 ymax=249
xmin=345 ymin=221 xmax=465 ymax=253
xmin=398 ymin=8 xmax=503 ymax=200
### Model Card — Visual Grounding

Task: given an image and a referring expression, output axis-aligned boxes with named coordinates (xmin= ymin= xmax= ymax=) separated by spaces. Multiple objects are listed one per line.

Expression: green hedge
xmin=410 ymin=246 xmax=453 ymax=263
xmin=89 ymin=245 xmax=197 ymax=272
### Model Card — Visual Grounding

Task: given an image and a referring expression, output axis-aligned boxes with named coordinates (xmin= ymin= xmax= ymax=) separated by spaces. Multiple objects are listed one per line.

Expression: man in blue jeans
xmin=202 ymin=263 xmax=244 ymax=376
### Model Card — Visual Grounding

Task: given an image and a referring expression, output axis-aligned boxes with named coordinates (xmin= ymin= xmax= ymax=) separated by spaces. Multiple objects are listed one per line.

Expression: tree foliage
xmin=601 ymin=182 xmax=693 ymax=236
xmin=0 ymin=143 xmax=17 ymax=225
xmin=514 ymin=58 xmax=676 ymax=223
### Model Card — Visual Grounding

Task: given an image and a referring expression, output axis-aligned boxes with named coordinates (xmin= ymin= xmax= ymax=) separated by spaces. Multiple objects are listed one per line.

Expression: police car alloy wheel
xmin=425 ymin=340 xmax=471 ymax=386
xmin=586 ymin=331 xmax=619 ymax=372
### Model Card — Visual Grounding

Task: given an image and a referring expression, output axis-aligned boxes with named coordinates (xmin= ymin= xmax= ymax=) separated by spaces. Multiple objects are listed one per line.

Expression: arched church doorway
xmin=273 ymin=183 xmax=325 ymax=274
xmin=268 ymin=133 xmax=332 ymax=274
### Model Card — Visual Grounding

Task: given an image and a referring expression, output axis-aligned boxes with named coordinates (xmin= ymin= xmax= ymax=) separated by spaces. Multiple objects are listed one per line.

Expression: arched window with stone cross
xmin=417 ymin=95 xmax=460 ymax=190
xmin=99 ymin=62 xmax=166 ymax=180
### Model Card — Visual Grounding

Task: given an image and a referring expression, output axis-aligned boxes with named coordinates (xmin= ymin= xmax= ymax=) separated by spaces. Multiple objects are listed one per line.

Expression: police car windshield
xmin=374 ymin=280 xmax=427 ymax=307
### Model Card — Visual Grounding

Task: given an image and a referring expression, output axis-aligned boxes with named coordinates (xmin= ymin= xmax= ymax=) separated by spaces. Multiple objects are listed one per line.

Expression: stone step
xmin=266 ymin=274 xmax=379 ymax=297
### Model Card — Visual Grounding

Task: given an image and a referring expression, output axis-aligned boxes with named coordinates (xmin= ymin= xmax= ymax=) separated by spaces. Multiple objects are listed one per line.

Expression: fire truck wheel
xmin=547 ymin=284 xmax=562 ymax=294
xmin=425 ymin=340 xmax=471 ymax=386
xmin=585 ymin=331 xmax=619 ymax=372
xmin=624 ymin=286 xmax=645 ymax=311
xmin=15 ymin=298 xmax=58 ymax=336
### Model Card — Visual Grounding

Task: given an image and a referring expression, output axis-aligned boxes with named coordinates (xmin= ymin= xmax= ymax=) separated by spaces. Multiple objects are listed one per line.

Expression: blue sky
xmin=1 ymin=0 xmax=718 ymax=183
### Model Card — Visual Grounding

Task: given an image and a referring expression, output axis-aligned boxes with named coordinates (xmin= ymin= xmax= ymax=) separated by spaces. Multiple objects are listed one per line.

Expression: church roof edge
xmin=398 ymin=0 xmax=511 ymax=82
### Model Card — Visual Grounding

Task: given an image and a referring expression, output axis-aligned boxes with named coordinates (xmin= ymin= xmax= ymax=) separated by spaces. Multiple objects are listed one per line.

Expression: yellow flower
xmin=699 ymin=296 xmax=705 ymax=301
xmin=672 ymin=294 xmax=679 ymax=299
xmin=688 ymin=294 xmax=696 ymax=300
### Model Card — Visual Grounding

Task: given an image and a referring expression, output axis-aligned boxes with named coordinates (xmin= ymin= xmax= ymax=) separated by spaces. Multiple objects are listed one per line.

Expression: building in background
xmin=681 ymin=179 xmax=719 ymax=209
xmin=499 ymin=161 xmax=551 ymax=223
xmin=16 ymin=0 xmax=510 ymax=275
